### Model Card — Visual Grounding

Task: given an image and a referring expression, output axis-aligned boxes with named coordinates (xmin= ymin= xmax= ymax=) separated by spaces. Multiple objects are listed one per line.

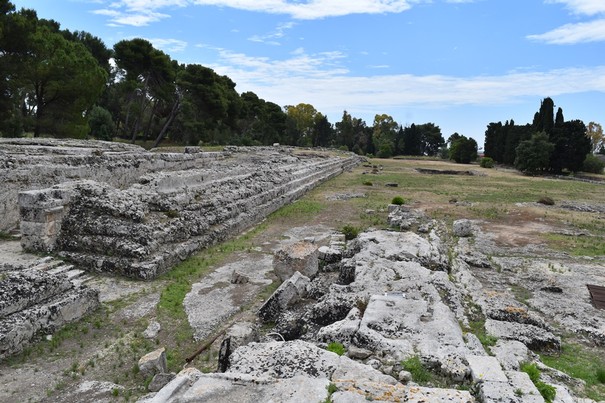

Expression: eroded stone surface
xmin=17 ymin=146 xmax=360 ymax=279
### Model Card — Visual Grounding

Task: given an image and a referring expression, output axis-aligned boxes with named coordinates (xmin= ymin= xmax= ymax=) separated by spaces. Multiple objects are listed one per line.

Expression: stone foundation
xmin=17 ymin=145 xmax=362 ymax=279
xmin=1 ymin=138 xmax=225 ymax=233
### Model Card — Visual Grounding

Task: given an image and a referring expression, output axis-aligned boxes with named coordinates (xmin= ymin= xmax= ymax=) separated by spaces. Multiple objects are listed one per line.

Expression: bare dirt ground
xmin=1 ymin=157 xmax=605 ymax=402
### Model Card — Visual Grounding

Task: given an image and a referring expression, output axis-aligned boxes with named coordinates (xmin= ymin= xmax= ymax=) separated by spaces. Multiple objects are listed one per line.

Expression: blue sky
xmin=12 ymin=0 xmax=605 ymax=146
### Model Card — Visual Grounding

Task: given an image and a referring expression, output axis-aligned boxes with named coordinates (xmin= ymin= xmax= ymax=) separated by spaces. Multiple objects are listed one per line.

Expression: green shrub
xmin=341 ymin=225 xmax=360 ymax=240
xmin=521 ymin=362 xmax=556 ymax=402
xmin=401 ymin=356 xmax=432 ymax=384
xmin=391 ymin=196 xmax=405 ymax=205
xmin=597 ymin=368 xmax=605 ymax=384
xmin=362 ymin=180 xmax=373 ymax=186
xmin=480 ymin=157 xmax=495 ymax=168
xmin=327 ymin=341 xmax=346 ymax=356
xmin=88 ymin=106 xmax=116 ymax=141
xmin=377 ymin=144 xmax=393 ymax=159
xmin=583 ymin=154 xmax=605 ymax=174
xmin=537 ymin=196 xmax=555 ymax=206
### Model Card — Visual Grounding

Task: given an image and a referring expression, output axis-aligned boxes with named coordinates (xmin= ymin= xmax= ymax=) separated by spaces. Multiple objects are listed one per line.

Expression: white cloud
xmin=248 ymin=22 xmax=296 ymax=45
xmin=545 ymin=0 xmax=605 ymax=16
xmin=190 ymin=0 xmax=417 ymax=19
xmin=527 ymin=18 xmax=605 ymax=44
xmin=205 ymin=48 xmax=605 ymax=116
xmin=149 ymin=38 xmax=188 ymax=52
xmin=93 ymin=0 xmax=185 ymax=26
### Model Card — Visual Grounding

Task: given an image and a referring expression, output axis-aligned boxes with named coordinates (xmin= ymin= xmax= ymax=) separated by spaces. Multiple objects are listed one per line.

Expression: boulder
xmin=143 ymin=321 xmax=161 ymax=339
xmin=273 ymin=241 xmax=319 ymax=281
xmin=453 ymin=219 xmax=473 ymax=237
xmin=138 ymin=347 xmax=168 ymax=377
xmin=148 ymin=373 xmax=176 ymax=392
xmin=485 ymin=319 xmax=560 ymax=352
xmin=258 ymin=271 xmax=310 ymax=322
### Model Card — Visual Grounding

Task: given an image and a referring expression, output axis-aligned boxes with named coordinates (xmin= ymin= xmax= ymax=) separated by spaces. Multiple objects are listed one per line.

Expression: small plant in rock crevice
xmin=341 ymin=224 xmax=360 ymax=240
xmin=327 ymin=341 xmax=346 ymax=356
xmin=520 ymin=362 xmax=556 ymax=403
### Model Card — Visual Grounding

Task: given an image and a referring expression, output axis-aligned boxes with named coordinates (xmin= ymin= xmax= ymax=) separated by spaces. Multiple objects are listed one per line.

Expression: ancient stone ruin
xmin=1 ymin=139 xmax=604 ymax=402
xmin=0 ymin=139 xmax=361 ymax=358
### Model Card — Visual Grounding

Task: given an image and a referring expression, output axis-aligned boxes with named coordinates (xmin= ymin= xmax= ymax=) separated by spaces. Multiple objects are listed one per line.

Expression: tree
xmin=587 ymin=122 xmax=604 ymax=153
xmin=20 ymin=26 xmax=107 ymax=137
xmin=285 ymin=103 xmax=319 ymax=146
xmin=372 ymin=114 xmax=398 ymax=157
xmin=312 ymin=113 xmax=333 ymax=147
xmin=450 ymin=135 xmax=477 ymax=164
xmin=402 ymin=124 xmax=422 ymax=155
xmin=113 ymin=39 xmax=177 ymax=142
xmin=88 ymin=106 xmax=115 ymax=141
xmin=514 ymin=132 xmax=553 ymax=174
xmin=549 ymin=119 xmax=591 ymax=173
xmin=533 ymin=97 xmax=555 ymax=135
xmin=335 ymin=111 xmax=354 ymax=151
xmin=417 ymin=123 xmax=445 ymax=156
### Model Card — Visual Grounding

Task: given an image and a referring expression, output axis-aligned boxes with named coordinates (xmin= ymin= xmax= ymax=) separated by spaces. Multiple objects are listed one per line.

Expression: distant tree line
xmin=0 ymin=0 xmax=450 ymax=156
xmin=484 ymin=97 xmax=601 ymax=174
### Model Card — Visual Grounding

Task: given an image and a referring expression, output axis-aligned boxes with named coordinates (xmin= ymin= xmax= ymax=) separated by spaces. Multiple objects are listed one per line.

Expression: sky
xmin=11 ymin=0 xmax=605 ymax=147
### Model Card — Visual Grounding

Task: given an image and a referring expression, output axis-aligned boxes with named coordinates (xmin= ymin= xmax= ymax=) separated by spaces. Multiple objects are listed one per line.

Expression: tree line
xmin=484 ymin=97 xmax=603 ymax=174
xmin=0 ymin=0 xmax=447 ymax=155
xmin=1 ymin=1 xmax=601 ymax=173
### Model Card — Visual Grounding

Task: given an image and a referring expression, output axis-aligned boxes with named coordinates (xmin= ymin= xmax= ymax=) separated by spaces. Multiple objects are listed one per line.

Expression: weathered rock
xmin=14 ymin=146 xmax=362 ymax=279
xmin=230 ymin=271 xmax=249 ymax=284
xmin=0 ymin=269 xmax=99 ymax=359
xmin=318 ymin=245 xmax=342 ymax=264
xmin=273 ymin=241 xmax=319 ymax=282
xmin=138 ymin=367 xmax=202 ymax=403
xmin=346 ymin=344 xmax=372 ymax=360
xmin=164 ymin=373 xmax=330 ymax=403
xmin=258 ymin=271 xmax=310 ymax=322
xmin=143 ymin=321 xmax=161 ymax=339
xmin=138 ymin=348 xmax=168 ymax=377
xmin=485 ymin=319 xmax=560 ymax=352
xmin=148 ymin=373 xmax=176 ymax=392
xmin=453 ymin=219 xmax=473 ymax=237
xmin=491 ymin=340 xmax=533 ymax=371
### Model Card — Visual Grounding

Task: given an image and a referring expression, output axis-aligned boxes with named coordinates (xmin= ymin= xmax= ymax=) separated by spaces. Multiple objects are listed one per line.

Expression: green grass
xmin=520 ymin=362 xmax=556 ymax=403
xmin=467 ymin=320 xmax=498 ymax=348
xmin=268 ymin=199 xmax=324 ymax=220
xmin=326 ymin=341 xmax=346 ymax=356
xmin=545 ymin=233 xmax=605 ymax=257
xmin=540 ymin=343 xmax=605 ymax=400
xmin=401 ymin=356 xmax=433 ymax=384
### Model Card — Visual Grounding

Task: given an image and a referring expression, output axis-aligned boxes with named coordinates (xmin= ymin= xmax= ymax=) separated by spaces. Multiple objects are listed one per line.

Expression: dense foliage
xmin=0 ymin=1 xmax=599 ymax=171
xmin=484 ymin=97 xmax=593 ymax=174
xmin=0 ymin=0 xmax=449 ymax=155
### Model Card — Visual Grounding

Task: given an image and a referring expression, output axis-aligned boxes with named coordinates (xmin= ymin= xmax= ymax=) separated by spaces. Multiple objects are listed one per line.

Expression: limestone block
xmin=318 ymin=245 xmax=342 ymax=264
xmin=453 ymin=219 xmax=473 ymax=237
xmin=491 ymin=340 xmax=532 ymax=371
xmin=143 ymin=321 xmax=161 ymax=339
xmin=176 ymin=373 xmax=329 ymax=403
xmin=228 ymin=340 xmax=341 ymax=379
xmin=258 ymin=271 xmax=310 ymax=322
xmin=138 ymin=348 xmax=168 ymax=377
xmin=140 ymin=367 xmax=202 ymax=403
xmin=273 ymin=241 xmax=319 ymax=282
xmin=485 ymin=319 xmax=560 ymax=352
xmin=505 ymin=371 xmax=543 ymax=402
xmin=148 ymin=372 xmax=176 ymax=392
xmin=466 ymin=355 xmax=508 ymax=383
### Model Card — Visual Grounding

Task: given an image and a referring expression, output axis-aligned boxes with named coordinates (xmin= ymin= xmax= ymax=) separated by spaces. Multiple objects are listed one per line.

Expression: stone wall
xmin=0 ymin=262 xmax=100 ymax=359
xmin=18 ymin=146 xmax=362 ymax=279
xmin=0 ymin=138 xmax=224 ymax=233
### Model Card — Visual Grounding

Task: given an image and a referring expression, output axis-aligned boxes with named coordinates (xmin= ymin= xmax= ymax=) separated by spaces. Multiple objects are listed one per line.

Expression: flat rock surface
xmin=184 ymin=253 xmax=273 ymax=341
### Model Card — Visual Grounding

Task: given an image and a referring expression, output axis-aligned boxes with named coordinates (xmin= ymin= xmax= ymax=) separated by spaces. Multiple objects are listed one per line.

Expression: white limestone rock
xmin=138 ymin=347 xmax=168 ymax=378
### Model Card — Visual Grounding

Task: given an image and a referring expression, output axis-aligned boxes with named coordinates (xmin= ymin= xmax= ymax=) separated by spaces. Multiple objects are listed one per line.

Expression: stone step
xmin=47 ymin=264 xmax=75 ymax=276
